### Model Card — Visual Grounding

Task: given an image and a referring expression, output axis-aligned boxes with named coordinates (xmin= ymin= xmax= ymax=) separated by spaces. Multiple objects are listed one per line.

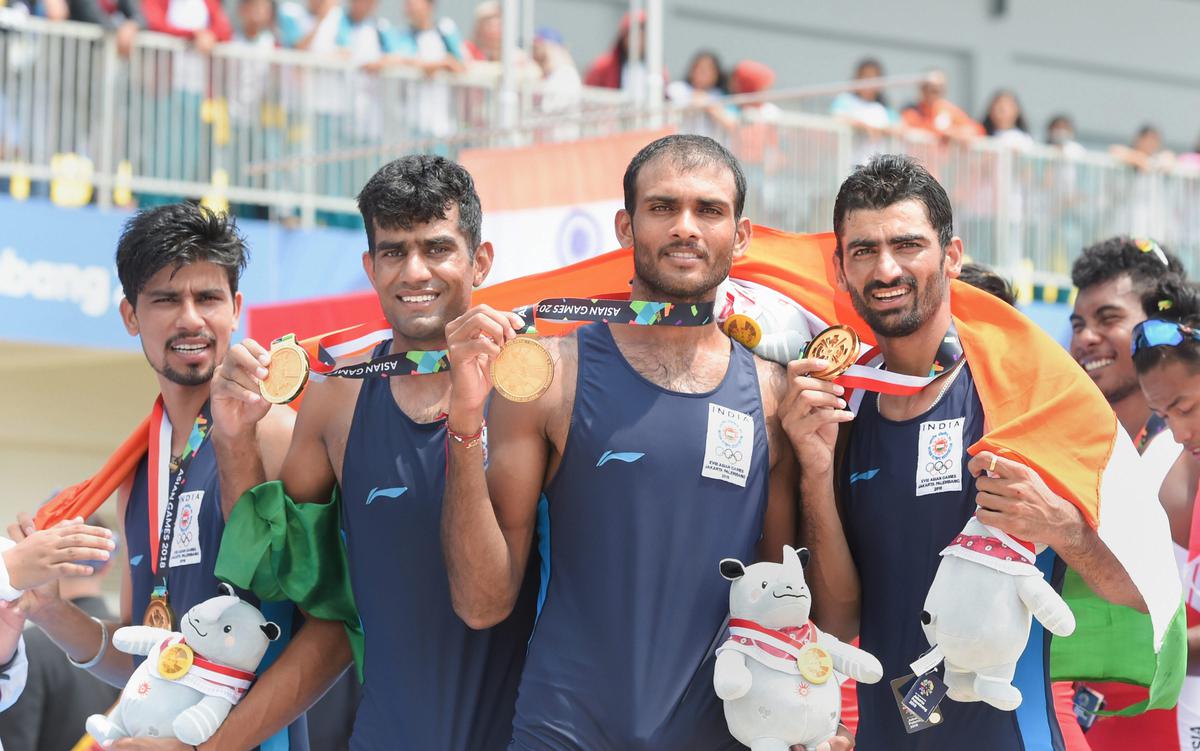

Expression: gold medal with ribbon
xmin=260 ymin=334 xmax=310 ymax=404
xmin=803 ymin=325 xmax=860 ymax=380
xmin=796 ymin=643 xmax=834 ymax=684
xmin=158 ymin=641 xmax=195 ymax=681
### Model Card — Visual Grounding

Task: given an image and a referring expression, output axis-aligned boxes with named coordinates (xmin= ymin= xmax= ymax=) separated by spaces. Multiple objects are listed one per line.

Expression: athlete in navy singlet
xmin=443 ymin=135 xmax=802 ymax=751
xmin=8 ymin=203 xmax=305 ymax=751
xmin=780 ymin=155 xmax=1149 ymax=750
xmin=843 ymin=365 xmax=1067 ymax=749
xmin=212 ymin=156 xmax=535 ymax=749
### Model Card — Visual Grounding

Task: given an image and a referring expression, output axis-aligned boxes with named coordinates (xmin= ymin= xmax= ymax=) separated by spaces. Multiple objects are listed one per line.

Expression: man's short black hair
xmin=1070 ymin=236 xmax=1184 ymax=297
xmin=1133 ymin=275 xmax=1200 ymax=375
xmin=832 ymin=154 xmax=954 ymax=255
xmin=958 ymin=263 xmax=1015 ymax=306
xmin=623 ymin=134 xmax=747 ymax=219
xmin=116 ymin=203 xmax=247 ymax=305
xmin=357 ymin=155 xmax=482 ymax=254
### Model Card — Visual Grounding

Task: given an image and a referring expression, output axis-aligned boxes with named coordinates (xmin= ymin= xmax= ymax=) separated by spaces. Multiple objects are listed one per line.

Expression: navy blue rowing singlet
xmin=842 ymin=364 xmax=1066 ymax=751
xmin=125 ymin=419 xmax=308 ymax=751
xmin=340 ymin=342 xmax=536 ymax=751
xmin=511 ymin=324 xmax=769 ymax=751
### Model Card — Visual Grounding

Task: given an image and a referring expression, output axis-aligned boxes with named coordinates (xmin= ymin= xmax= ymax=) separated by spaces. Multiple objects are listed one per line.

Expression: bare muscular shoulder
xmin=286 ymin=374 xmax=363 ymax=494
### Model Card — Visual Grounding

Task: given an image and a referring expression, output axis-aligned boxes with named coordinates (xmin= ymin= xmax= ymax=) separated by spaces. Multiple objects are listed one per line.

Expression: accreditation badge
xmin=702 ymin=403 xmax=754 ymax=487
xmin=916 ymin=417 xmax=964 ymax=496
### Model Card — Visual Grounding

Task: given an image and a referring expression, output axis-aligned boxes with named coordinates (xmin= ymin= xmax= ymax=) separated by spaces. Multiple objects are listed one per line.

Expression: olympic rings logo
xmin=722 ymin=448 xmax=744 ymax=462
xmin=924 ymin=459 xmax=954 ymax=473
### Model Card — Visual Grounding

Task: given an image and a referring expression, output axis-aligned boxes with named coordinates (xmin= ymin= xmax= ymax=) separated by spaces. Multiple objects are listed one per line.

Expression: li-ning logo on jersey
xmin=366 ymin=486 xmax=408 ymax=505
xmin=596 ymin=451 xmax=644 ymax=467
xmin=849 ymin=469 xmax=880 ymax=484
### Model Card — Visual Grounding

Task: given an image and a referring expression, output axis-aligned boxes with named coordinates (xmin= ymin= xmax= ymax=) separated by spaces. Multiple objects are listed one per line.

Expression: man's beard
xmin=631 ymin=235 xmax=731 ymax=300
xmin=159 ymin=334 xmax=217 ymax=386
xmin=847 ymin=270 xmax=946 ymax=339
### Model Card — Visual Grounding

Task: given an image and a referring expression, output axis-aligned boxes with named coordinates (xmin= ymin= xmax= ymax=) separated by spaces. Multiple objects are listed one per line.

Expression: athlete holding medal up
xmin=441 ymin=135 xmax=836 ymax=750
xmin=206 ymin=156 xmax=536 ymax=751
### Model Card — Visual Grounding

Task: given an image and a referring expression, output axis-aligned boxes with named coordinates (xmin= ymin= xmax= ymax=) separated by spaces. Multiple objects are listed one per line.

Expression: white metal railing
xmin=2 ymin=14 xmax=1199 ymax=281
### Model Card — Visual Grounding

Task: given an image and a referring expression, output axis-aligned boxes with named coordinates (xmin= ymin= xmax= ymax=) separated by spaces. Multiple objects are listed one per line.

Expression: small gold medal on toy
xmin=721 ymin=314 xmax=763 ymax=349
xmin=491 ymin=336 xmax=554 ymax=403
xmin=157 ymin=642 xmax=194 ymax=680
xmin=802 ymin=325 xmax=860 ymax=380
xmin=143 ymin=594 xmax=174 ymax=630
xmin=797 ymin=643 xmax=833 ymax=684
xmin=260 ymin=334 xmax=310 ymax=405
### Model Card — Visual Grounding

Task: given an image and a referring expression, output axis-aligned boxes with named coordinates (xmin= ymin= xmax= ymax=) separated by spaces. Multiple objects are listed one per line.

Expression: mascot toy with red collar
xmin=715 ymin=545 xmax=883 ymax=751
xmin=86 ymin=584 xmax=278 ymax=747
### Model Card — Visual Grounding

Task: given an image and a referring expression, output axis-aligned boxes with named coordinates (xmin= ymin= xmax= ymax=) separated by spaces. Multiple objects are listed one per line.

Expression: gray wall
xmin=398 ymin=0 xmax=1200 ymax=151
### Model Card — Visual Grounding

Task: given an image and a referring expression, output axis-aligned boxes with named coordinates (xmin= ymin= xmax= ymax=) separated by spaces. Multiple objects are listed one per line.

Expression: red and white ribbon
xmin=155 ymin=636 xmax=256 ymax=705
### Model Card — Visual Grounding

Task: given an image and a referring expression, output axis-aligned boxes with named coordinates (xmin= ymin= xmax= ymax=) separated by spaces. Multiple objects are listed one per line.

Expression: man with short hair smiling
xmin=781 ymin=155 xmax=1145 ymax=750
xmin=1068 ymin=238 xmax=1197 ymax=749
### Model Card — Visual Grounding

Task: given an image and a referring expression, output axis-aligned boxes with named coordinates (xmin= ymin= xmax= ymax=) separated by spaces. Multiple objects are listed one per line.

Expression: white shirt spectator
xmin=831 ymin=91 xmax=897 ymax=130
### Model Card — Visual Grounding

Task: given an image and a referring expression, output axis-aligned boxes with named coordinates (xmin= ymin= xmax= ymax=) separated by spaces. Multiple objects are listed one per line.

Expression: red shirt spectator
xmin=142 ymin=0 xmax=232 ymax=47
xmin=902 ymin=71 xmax=984 ymax=139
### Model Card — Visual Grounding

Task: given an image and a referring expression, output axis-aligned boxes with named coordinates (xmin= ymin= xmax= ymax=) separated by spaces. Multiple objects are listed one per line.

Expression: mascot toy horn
xmin=715 ymin=545 xmax=883 ymax=751
xmin=86 ymin=584 xmax=279 ymax=747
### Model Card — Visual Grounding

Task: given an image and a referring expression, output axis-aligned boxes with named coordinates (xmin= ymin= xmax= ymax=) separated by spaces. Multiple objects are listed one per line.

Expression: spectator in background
xmin=464 ymin=0 xmax=500 ymax=61
xmin=901 ymin=69 xmax=984 ymax=139
xmin=49 ymin=0 xmax=142 ymax=57
xmin=532 ymin=27 xmax=581 ymax=112
xmin=958 ymin=262 xmax=1016 ymax=305
xmin=729 ymin=59 xmax=780 ymax=117
xmin=831 ymin=57 xmax=898 ymax=132
xmin=666 ymin=49 xmax=728 ymax=104
xmin=278 ymin=0 xmax=339 ymax=52
xmin=1178 ymin=135 xmax=1200 ymax=168
xmin=0 ymin=517 xmax=121 ymax=751
xmin=583 ymin=10 xmax=645 ymax=92
xmin=142 ymin=0 xmax=232 ymax=53
xmin=1046 ymin=113 xmax=1085 ymax=157
xmin=235 ymin=0 xmax=277 ymax=46
xmin=367 ymin=0 xmax=465 ymax=75
xmin=981 ymin=89 xmax=1033 ymax=148
xmin=1111 ymin=124 xmax=1175 ymax=172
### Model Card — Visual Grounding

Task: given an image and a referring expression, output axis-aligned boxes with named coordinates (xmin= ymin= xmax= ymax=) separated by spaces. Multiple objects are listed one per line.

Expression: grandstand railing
xmin=2 ymin=13 xmax=1198 ymax=280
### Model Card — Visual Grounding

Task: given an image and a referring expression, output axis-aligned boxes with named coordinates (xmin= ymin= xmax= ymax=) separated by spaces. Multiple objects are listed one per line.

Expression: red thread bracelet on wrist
xmin=447 ymin=420 xmax=485 ymax=449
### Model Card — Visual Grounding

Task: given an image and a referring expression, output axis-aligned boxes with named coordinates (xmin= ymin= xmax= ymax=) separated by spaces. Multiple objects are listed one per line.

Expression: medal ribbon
xmin=147 ymin=398 xmax=211 ymax=579
xmin=157 ymin=636 xmax=256 ymax=704
xmin=726 ymin=618 xmax=815 ymax=662
xmin=308 ymin=319 xmax=448 ymax=381
xmin=521 ymin=298 xmax=716 ymax=328
xmin=1134 ymin=413 xmax=1169 ymax=453
xmin=836 ymin=323 xmax=965 ymax=396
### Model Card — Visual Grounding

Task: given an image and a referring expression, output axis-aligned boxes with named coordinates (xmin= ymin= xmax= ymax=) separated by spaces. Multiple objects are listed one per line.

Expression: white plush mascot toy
xmin=715 ymin=545 xmax=883 ymax=751
xmin=86 ymin=584 xmax=279 ymax=747
xmin=920 ymin=515 xmax=1076 ymax=710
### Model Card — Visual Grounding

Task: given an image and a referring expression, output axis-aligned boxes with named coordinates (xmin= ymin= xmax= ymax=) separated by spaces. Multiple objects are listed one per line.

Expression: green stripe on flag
xmin=1051 ymin=568 xmax=1186 ymax=715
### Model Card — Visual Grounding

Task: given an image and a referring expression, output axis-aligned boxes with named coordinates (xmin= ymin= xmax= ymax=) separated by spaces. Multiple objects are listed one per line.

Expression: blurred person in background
xmin=901 ymin=69 xmax=984 ymax=140
xmin=368 ymin=0 xmax=464 ymax=75
xmin=981 ymin=89 xmax=1033 ymax=148
xmin=959 ymin=262 xmax=1016 ymax=305
xmin=1046 ymin=114 xmax=1086 ymax=157
xmin=831 ymin=57 xmax=899 ymax=133
xmin=666 ymin=49 xmax=728 ymax=103
xmin=463 ymin=0 xmax=499 ymax=61
xmin=141 ymin=0 xmax=231 ymax=54
xmin=235 ymin=0 xmax=277 ymax=46
xmin=1111 ymin=124 xmax=1176 ymax=172
xmin=0 ymin=515 xmax=122 ymax=751
xmin=532 ymin=27 xmax=580 ymax=111
xmin=583 ymin=10 xmax=650 ymax=93
xmin=41 ymin=0 xmax=142 ymax=57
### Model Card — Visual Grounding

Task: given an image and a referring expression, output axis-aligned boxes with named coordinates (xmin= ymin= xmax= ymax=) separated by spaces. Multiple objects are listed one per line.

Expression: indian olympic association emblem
xmin=925 ymin=430 xmax=954 ymax=476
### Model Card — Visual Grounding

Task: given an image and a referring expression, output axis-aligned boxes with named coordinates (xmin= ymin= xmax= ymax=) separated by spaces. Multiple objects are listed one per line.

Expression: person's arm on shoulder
xmin=970 ymin=451 xmax=1145 ymax=612
xmin=442 ymin=305 xmax=550 ymax=629
xmin=756 ymin=358 xmax=797 ymax=561
xmin=779 ymin=358 xmax=860 ymax=640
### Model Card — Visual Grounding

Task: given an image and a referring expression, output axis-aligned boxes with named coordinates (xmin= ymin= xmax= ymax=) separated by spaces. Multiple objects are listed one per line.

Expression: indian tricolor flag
xmin=472 ymin=225 xmax=1187 ymax=715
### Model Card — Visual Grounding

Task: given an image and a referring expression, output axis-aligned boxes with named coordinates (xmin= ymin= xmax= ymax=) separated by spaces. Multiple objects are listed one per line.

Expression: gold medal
xmin=491 ymin=336 xmax=554 ymax=403
xmin=796 ymin=643 xmax=833 ymax=684
xmin=721 ymin=313 xmax=763 ymax=349
xmin=802 ymin=325 xmax=860 ymax=380
xmin=157 ymin=642 xmax=194 ymax=680
xmin=143 ymin=595 xmax=174 ymax=630
xmin=260 ymin=334 xmax=310 ymax=405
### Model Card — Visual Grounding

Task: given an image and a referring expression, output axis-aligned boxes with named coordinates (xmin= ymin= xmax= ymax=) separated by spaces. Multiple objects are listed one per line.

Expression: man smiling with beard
xmin=779 ymin=155 xmax=1144 ymax=750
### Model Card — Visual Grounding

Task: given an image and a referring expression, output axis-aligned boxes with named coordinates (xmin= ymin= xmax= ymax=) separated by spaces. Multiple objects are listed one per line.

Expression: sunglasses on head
xmin=1131 ymin=318 xmax=1200 ymax=356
